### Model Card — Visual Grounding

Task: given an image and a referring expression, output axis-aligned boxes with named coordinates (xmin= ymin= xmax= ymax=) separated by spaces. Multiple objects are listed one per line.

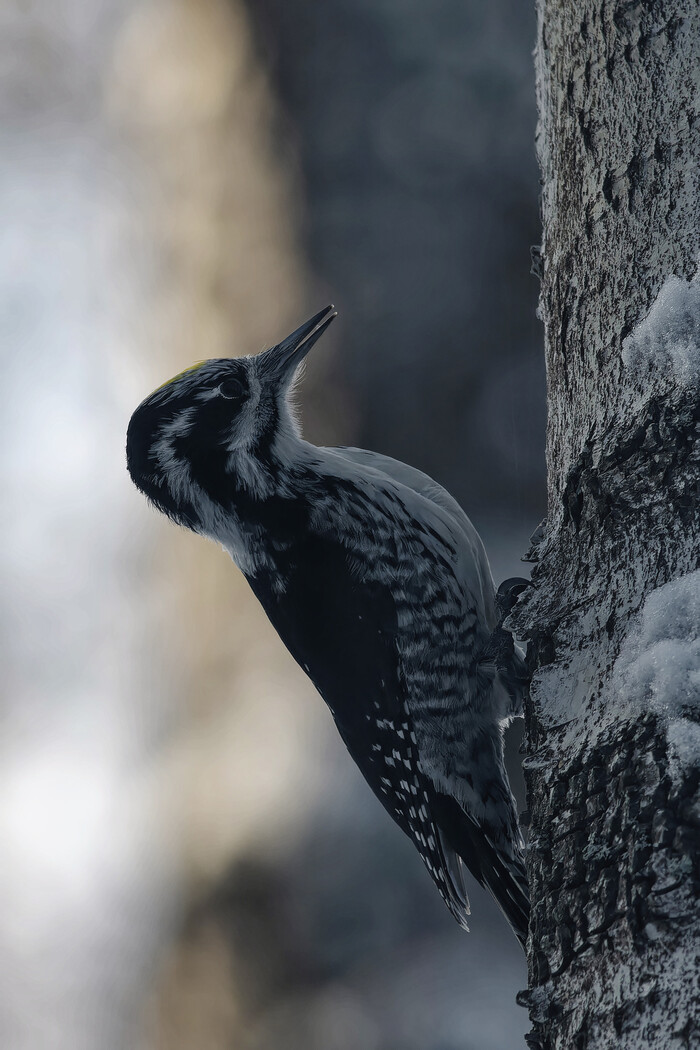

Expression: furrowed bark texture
xmin=511 ymin=3 xmax=700 ymax=1048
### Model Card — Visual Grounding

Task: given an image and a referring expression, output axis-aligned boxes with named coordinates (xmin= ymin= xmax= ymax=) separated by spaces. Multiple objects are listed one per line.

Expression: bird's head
xmin=126 ymin=305 xmax=336 ymax=532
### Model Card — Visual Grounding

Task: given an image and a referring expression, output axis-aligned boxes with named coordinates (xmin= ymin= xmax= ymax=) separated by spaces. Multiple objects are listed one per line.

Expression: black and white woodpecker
xmin=126 ymin=307 xmax=530 ymax=946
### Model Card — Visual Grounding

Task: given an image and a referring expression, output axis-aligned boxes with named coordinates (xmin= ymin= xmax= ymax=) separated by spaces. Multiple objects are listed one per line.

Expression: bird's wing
xmin=324 ymin=446 xmax=498 ymax=629
xmin=303 ymin=456 xmax=529 ymax=942
xmin=245 ymin=532 xmax=472 ymax=928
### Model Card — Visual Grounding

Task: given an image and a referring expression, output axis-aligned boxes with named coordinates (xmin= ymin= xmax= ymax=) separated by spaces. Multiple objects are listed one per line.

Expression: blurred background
xmin=0 ymin=1 xmax=544 ymax=1047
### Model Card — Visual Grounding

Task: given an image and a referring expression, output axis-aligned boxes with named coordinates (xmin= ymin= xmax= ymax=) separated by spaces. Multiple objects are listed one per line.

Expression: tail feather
xmin=429 ymin=788 xmax=530 ymax=948
xmin=460 ymin=820 xmax=530 ymax=948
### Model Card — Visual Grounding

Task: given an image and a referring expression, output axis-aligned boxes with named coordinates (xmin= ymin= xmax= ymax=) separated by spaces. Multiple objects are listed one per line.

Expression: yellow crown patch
xmin=152 ymin=360 xmax=207 ymax=394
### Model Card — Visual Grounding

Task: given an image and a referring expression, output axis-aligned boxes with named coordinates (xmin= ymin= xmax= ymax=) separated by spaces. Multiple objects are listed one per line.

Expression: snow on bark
xmin=510 ymin=2 xmax=700 ymax=1048
xmin=622 ymin=267 xmax=700 ymax=398
xmin=613 ymin=571 xmax=700 ymax=778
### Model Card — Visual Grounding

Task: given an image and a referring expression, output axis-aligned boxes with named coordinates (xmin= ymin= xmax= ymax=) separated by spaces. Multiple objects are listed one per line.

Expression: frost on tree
xmin=510 ymin=3 xmax=700 ymax=1049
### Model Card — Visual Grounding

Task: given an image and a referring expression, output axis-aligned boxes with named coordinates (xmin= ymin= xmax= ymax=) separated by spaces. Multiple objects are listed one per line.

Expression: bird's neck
xmin=213 ymin=436 xmax=330 ymax=576
xmin=227 ymin=433 xmax=323 ymax=499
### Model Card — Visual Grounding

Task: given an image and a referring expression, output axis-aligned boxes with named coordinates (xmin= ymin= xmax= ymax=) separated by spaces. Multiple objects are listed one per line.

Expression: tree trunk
xmin=511 ymin=3 xmax=700 ymax=1048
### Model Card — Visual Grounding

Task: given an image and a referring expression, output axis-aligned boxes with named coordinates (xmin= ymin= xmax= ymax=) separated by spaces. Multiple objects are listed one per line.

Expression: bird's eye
xmin=219 ymin=378 xmax=244 ymax=400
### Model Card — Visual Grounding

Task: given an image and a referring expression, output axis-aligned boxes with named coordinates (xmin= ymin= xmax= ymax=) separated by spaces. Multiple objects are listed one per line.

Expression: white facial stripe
xmin=195 ymin=387 xmax=221 ymax=402
xmin=161 ymin=406 xmax=197 ymax=438
xmin=247 ymin=365 xmax=262 ymax=402
xmin=226 ymin=449 xmax=273 ymax=500
xmin=152 ymin=407 xmax=197 ymax=472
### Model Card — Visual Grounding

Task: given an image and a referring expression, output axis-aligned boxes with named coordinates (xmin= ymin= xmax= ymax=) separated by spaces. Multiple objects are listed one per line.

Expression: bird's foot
xmin=496 ymin=577 xmax=530 ymax=622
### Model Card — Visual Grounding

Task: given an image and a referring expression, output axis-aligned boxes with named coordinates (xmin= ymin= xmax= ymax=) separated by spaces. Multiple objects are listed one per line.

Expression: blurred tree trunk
xmin=512 ymin=3 xmax=700 ymax=1048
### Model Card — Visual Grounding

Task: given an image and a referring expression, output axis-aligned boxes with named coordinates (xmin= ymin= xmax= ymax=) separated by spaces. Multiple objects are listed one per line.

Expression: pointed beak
xmin=258 ymin=305 xmax=337 ymax=385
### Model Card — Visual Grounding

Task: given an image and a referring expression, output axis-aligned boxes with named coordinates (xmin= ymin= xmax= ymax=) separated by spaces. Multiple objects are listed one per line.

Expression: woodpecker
xmin=126 ymin=306 xmax=530 ymax=946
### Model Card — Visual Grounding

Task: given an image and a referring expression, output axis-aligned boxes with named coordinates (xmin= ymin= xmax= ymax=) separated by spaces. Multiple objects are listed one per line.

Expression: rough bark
xmin=510 ymin=3 xmax=700 ymax=1048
